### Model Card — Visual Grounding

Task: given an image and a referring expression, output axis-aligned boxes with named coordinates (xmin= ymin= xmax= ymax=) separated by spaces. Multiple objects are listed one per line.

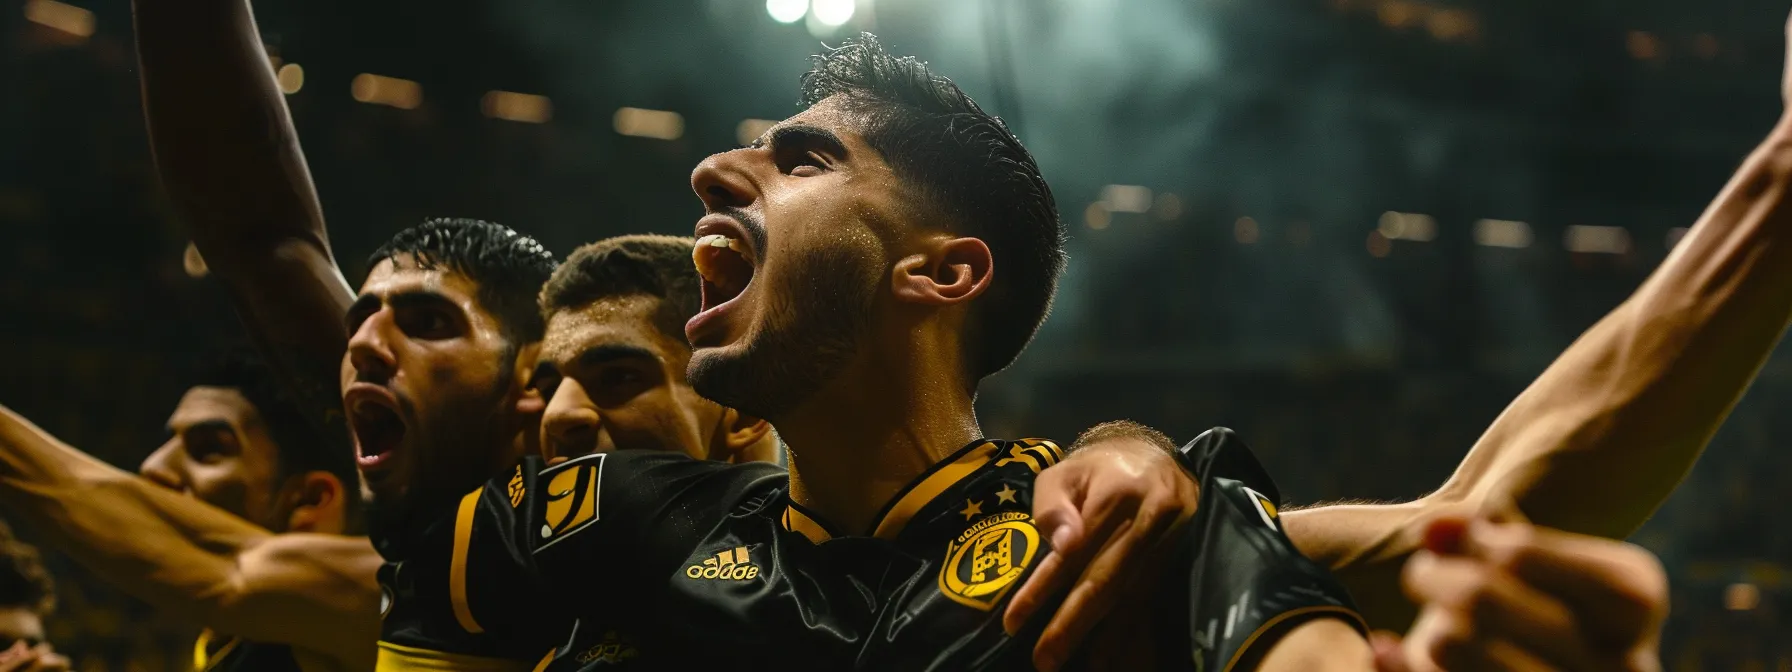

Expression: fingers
xmin=1006 ymin=467 xmax=1090 ymax=634
xmin=1402 ymin=608 xmax=1555 ymax=672
xmin=1401 ymin=550 xmax=1599 ymax=670
xmin=1457 ymin=520 xmax=1668 ymax=647
xmin=1371 ymin=632 xmax=1414 ymax=672
xmin=1032 ymin=483 xmax=1186 ymax=671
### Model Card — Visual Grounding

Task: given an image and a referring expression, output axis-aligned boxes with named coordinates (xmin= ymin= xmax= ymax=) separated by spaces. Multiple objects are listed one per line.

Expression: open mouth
xmin=344 ymin=384 xmax=407 ymax=472
xmin=689 ymin=217 xmax=759 ymax=340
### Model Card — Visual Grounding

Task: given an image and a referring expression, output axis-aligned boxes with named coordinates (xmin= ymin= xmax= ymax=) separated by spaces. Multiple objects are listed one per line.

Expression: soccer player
xmin=0 ymin=358 xmax=374 ymax=671
xmin=0 ymin=520 xmax=68 ymax=672
xmin=533 ymin=236 xmax=779 ymax=465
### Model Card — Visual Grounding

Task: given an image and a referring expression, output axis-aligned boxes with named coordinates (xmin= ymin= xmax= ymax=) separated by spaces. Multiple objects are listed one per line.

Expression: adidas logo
xmin=684 ymin=546 xmax=760 ymax=581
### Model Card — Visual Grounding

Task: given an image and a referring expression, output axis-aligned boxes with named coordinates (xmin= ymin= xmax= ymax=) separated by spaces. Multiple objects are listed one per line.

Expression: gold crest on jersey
xmin=940 ymin=511 xmax=1041 ymax=611
xmin=538 ymin=456 xmax=603 ymax=549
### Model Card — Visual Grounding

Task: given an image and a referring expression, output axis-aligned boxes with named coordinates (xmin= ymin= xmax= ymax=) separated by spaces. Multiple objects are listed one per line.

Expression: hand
xmin=1005 ymin=436 xmax=1199 ymax=672
xmin=1374 ymin=517 xmax=1666 ymax=672
xmin=0 ymin=642 xmax=70 ymax=672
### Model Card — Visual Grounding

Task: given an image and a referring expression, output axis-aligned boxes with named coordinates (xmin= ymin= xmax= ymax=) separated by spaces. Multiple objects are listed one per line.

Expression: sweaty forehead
xmin=360 ymin=257 xmax=481 ymax=302
xmin=540 ymin=295 xmax=678 ymax=364
xmin=168 ymin=386 xmax=257 ymax=429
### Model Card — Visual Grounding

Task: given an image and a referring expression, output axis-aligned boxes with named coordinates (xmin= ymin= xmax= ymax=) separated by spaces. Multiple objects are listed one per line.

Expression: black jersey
xmin=192 ymin=630 xmax=334 ymax=672
xmin=377 ymin=434 xmax=1364 ymax=671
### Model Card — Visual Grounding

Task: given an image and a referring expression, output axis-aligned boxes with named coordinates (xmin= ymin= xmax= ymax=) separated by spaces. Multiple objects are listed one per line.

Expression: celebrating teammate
xmin=0 ymin=359 xmax=374 ymax=671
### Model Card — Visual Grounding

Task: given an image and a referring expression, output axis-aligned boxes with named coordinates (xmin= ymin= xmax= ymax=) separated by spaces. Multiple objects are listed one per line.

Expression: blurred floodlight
xmin=1153 ymin=193 xmax=1183 ymax=221
xmin=182 ymin=242 xmax=209 ymax=279
xmin=1564 ymin=225 xmax=1631 ymax=254
xmin=1099 ymin=185 xmax=1152 ymax=214
xmin=812 ymin=0 xmax=854 ymax=26
xmin=736 ymin=118 xmax=778 ymax=146
xmin=483 ymin=91 xmax=553 ymax=124
xmin=1376 ymin=0 xmax=1417 ymax=29
xmin=766 ymin=0 xmax=808 ymax=23
xmin=614 ymin=107 xmax=684 ymax=141
xmin=352 ymin=74 xmax=422 ymax=110
xmin=1627 ymin=31 xmax=1662 ymax=61
xmin=1666 ymin=227 xmax=1690 ymax=249
xmin=1425 ymin=9 xmax=1476 ymax=42
xmin=1366 ymin=230 xmax=1391 ymax=258
xmin=1084 ymin=202 xmax=1111 ymax=231
xmin=1234 ymin=217 xmax=1259 ymax=244
xmin=1473 ymin=219 xmax=1532 ymax=249
xmin=24 ymin=0 xmax=94 ymax=39
xmin=276 ymin=64 xmax=304 ymax=95
xmin=1378 ymin=211 xmax=1436 ymax=242
xmin=1726 ymin=583 xmax=1760 ymax=611
xmin=1693 ymin=33 xmax=1721 ymax=61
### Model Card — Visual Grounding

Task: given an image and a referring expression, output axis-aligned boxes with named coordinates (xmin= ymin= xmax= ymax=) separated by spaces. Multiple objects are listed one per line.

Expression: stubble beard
xmin=689 ymin=248 xmax=878 ymax=424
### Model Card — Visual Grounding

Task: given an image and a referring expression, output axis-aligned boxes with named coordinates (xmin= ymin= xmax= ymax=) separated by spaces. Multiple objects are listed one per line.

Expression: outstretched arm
xmin=1285 ymin=19 xmax=1792 ymax=627
xmin=134 ymin=0 xmax=353 ymax=427
xmin=0 ymin=405 xmax=380 ymax=669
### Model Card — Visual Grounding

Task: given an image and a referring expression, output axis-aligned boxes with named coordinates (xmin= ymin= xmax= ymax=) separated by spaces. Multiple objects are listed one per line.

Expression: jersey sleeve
xmin=456 ymin=451 xmax=783 ymax=634
xmin=1158 ymin=427 xmax=1370 ymax=672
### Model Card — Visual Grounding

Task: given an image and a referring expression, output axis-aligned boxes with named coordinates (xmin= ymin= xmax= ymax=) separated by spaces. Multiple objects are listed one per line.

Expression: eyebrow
xmin=168 ymin=419 xmax=234 ymax=436
xmin=345 ymin=289 xmax=458 ymax=328
xmin=566 ymin=344 xmax=659 ymax=369
xmin=767 ymin=124 xmax=850 ymax=159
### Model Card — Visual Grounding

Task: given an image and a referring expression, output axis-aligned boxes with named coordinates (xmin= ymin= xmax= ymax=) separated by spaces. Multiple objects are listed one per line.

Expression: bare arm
xmin=0 ymin=405 xmax=380 ymax=668
xmin=1285 ymin=115 xmax=1792 ymax=628
xmin=134 ymin=0 xmax=353 ymax=428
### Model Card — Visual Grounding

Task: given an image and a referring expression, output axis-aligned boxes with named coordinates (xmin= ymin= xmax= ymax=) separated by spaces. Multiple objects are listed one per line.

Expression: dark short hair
xmin=538 ymin=235 xmax=701 ymax=343
xmin=1072 ymin=420 xmax=1176 ymax=456
xmin=0 ymin=520 xmax=54 ymax=615
xmin=194 ymin=354 xmax=364 ymax=528
xmin=801 ymin=33 xmax=1066 ymax=380
xmin=368 ymin=218 xmax=559 ymax=344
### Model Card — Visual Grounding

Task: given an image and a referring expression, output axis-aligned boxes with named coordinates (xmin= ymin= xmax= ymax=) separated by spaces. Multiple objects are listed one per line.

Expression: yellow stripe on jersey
xmin=1221 ymin=605 xmax=1368 ymax=672
xmin=376 ymin=641 xmax=534 ymax=672
xmin=450 ymin=488 xmax=485 ymax=634
xmin=871 ymin=441 xmax=1001 ymax=540
xmin=782 ymin=505 xmax=833 ymax=544
xmin=529 ymin=648 xmax=555 ymax=672
xmin=193 ymin=629 xmax=240 ymax=672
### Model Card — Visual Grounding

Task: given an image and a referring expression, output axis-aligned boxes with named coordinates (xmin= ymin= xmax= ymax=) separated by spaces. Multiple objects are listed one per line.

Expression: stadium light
xmin=1563 ymin=225 xmax=1630 ymax=254
xmin=23 ymin=0 xmax=93 ymax=39
xmin=812 ymin=0 xmax=854 ymax=26
xmin=1084 ymin=203 xmax=1111 ymax=231
xmin=1472 ymin=219 xmax=1531 ymax=249
xmin=1234 ymin=217 xmax=1260 ymax=244
xmin=1378 ymin=211 xmax=1436 ymax=242
xmin=614 ymin=107 xmax=684 ymax=141
xmin=276 ymin=64 xmax=304 ymax=95
xmin=1099 ymin=185 xmax=1152 ymax=214
xmin=1726 ymin=583 xmax=1760 ymax=611
xmin=483 ymin=91 xmax=553 ymax=124
xmin=766 ymin=0 xmax=807 ymax=24
xmin=352 ymin=74 xmax=422 ymax=110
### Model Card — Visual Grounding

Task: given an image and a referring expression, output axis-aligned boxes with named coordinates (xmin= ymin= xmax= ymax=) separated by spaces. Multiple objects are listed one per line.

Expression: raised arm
xmin=0 ymin=405 xmax=380 ymax=669
xmin=1285 ymin=19 xmax=1792 ymax=628
xmin=134 ymin=0 xmax=352 ymax=427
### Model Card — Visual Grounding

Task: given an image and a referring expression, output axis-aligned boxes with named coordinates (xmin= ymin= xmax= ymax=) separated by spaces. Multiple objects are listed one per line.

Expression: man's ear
xmin=710 ymin=408 xmax=776 ymax=464
xmin=283 ymin=471 xmax=347 ymax=534
xmin=892 ymin=236 xmax=994 ymax=307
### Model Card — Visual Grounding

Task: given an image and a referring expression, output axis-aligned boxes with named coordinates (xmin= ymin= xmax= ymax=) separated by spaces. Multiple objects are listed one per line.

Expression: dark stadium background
xmin=2 ymin=0 xmax=1790 ymax=667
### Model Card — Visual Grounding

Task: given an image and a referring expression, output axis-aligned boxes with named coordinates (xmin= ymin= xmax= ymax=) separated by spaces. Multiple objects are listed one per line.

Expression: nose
xmin=541 ymin=379 xmax=601 ymax=462
xmin=138 ymin=440 xmax=184 ymax=492
xmin=347 ymin=309 xmax=398 ymax=382
xmin=690 ymin=150 xmax=758 ymax=212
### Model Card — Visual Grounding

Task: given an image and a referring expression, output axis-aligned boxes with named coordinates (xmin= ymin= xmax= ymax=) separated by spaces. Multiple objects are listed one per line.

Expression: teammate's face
xmin=342 ymin=259 xmax=528 ymax=516
xmin=685 ymin=96 xmax=898 ymax=421
xmin=140 ymin=386 xmax=285 ymax=529
xmin=534 ymin=295 xmax=721 ymax=461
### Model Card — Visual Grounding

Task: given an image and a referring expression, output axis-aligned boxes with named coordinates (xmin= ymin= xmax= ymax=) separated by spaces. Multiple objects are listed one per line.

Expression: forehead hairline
xmin=168 ymin=387 xmax=254 ymax=427
xmin=542 ymin=302 xmax=667 ymax=360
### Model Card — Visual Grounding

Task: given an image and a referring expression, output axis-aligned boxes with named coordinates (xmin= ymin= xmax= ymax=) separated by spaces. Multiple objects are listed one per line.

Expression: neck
xmin=776 ymin=335 xmax=981 ymax=535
